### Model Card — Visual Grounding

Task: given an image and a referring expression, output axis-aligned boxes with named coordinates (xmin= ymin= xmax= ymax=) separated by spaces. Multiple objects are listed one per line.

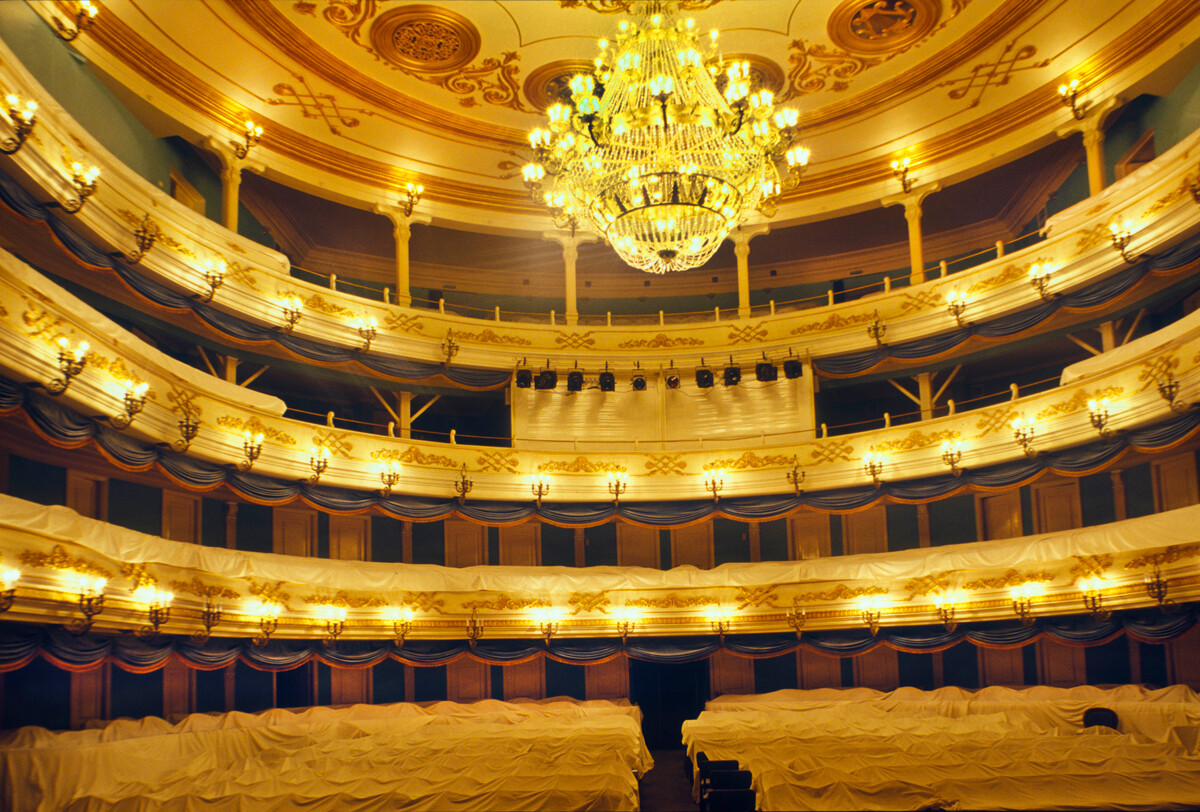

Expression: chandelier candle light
xmin=522 ymin=2 xmax=808 ymax=274
xmin=0 ymin=569 xmax=18 ymax=613
xmin=61 ymin=162 xmax=100 ymax=213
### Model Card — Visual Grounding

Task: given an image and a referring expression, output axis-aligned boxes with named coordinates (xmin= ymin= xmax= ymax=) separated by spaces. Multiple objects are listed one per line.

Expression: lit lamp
xmin=108 ymin=380 xmax=149 ymax=429
xmin=190 ymin=596 xmax=222 ymax=644
xmin=786 ymin=455 xmax=806 ymax=496
xmin=608 ymin=471 xmax=628 ymax=506
xmin=466 ymin=608 xmax=483 ymax=647
xmin=253 ymin=601 xmax=280 ymax=646
xmin=537 ymin=608 xmax=561 ymax=644
xmin=0 ymin=569 xmax=19 ymax=612
xmin=233 ymin=120 xmax=263 ymax=160
xmin=399 ymin=182 xmax=423 ymax=217
xmin=453 ymin=463 xmax=473 ymax=504
xmin=704 ymin=468 xmax=724 ymax=503
xmin=322 ymin=606 xmax=347 ymax=641
xmin=710 ymin=609 xmax=731 ymax=643
xmin=786 ymin=605 xmax=806 ymax=639
xmin=891 ymin=157 xmax=914 ymax=193
xmin=866 ymin=311 xmax=886 ymax=347
xmin=380 ymin=460 xmax=401 ymax=498
xmin=1080 ymin=577 xmax=1111 ymax=621
xmin=1011 ymin=583 xmax=1039 ymax=625
xmin=198 ymin=259 xmax=226 ymax=303
xmin=1144 ymin=567 xmax=1174 ymax=611
xmin=934 ymin=591 xmax=958 ymax=633
xmin=308 ymin=445 xmax=329 ymax=485
xmin=940 ymin=440 xmax=963 ymax=477
xmin=1057 ymin=78 xmax=1085 ymax=120
xmin=1028 ymin=261 xmax=1053 ymax=301
xmin=281 ymin=297 xmax=303 ymax=332
xmin=68 ymin=574 xmax=106 ymax=635
xmin=1088 ymin=398 xmax=1112 ymax=439
xmin=356 ymin=316 xmax=378 ymax=353
xmin=389 ymin=606 xmax=414 ymax=645
xmin=615 ymin=606 xmax=636 ymax=643
xmin=1 ymin=94 xmax=37 ymax=155
xmin=53 ymin=0 xmax=98 ymax=42
xmin=1011 ymin=416 xmax=1036 ymax=458
xmin=441 ymin=329 xmax=460 ymax=364
xmin=45 ymin=337 xmax=89 ymax=396
xmin=174 ymin=415 xmax=201 ymax=453
xmin=859 ymin=596 xmax=882 ymax=635
xmin=863 ymin=452 xmax=885 ymax=488
xmin=134 ymin=586 xmax=173 ymax=638
xmin=239 ymin=431 xmax=264 ymax=471
xmin=1109 ymin=220 xmax=1136 ymax=263
xmin=121 ymin=214 xmax=160 ymax=264
xmin=946 ymin=291 xmax=968 ymax=327
xmin=60 ymin=163 xmax=100 ymax=214
xmin=532 ymin=474 xmax=550 ymax=508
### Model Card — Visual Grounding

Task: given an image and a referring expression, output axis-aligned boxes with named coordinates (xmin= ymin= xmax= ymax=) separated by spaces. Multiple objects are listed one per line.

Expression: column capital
xmin=727 ymin=222 xmax=770 ymax=248
xmin=543 ymin=230 xmax=600 ymax=258
xmin=373 ymin=204 xmax=432 ymax=234
xmin=1054 ymin=95 xmax=1120 ymax=140
xmin=881 ymin=181 xmax=941 ymax=212
xmin=202 ymin=136 xmax=264 ymax=176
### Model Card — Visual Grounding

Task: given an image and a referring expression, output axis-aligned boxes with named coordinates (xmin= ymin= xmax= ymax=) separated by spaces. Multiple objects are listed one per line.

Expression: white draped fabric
xmin=682 ymin=686 xmax=1200 ymax=811
xmin=0 ymin=698 xmax=653 ymax=811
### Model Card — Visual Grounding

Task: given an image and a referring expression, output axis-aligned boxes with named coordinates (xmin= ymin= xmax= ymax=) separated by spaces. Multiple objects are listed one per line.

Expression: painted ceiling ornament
xmin=522 ymin=1 xmax=809 ymax=274
xmin=827 ymin=0 xmax=942 ymax=56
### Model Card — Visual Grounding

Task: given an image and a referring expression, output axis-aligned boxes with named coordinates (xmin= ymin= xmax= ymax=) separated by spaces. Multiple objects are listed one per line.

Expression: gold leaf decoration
xmin=455 ymin=328 xmax=531 ymax=346
xmin=537 ymin=457 xmax=627 ymax=474
xmin=1036 ymin=387 xmax=1123 ymax=421
xmin=21 ymin=295 xmax=69 ymax=343
xmin=313 ymin=431 xmax=353 ymax=458
xmin=1069 ymin=554 xmax=1113 ymax=581
xmin=962 ymin=569 xmax=1053 ymax=591
xmin=618 ymin=333 xmax=704 ymax=349
xmin=247 ymin=579 xmax=292 ymax=608
xmin=975 ymin=406 xmax=1017 ymax=437
xmin=899 ymin=289 xmax=943 ymax=313
xmin=558 ymin=0 xmax=721 ymax=12
xmin=644 ymin=454 xmax=687 ymax=476
xmin=556 ymin=332 xmax=597 ymax=350
xmin=1125 ymin=544 xmax=1200 ymax=569
xmin=790 ymin=311 xmax=876 ymax=336
xmin=476 ymin=451 xmax=521 ymax=474
xmin=120 ymin=563 xmax=156 ymax=589
xmin=809 ymin=439 xmax=855 ymax=465
xmin=871 ymin=429 xmax=960 ymax=454
xmin=735 ymin=586 xmax=779 ymax=610
xmin=626 ymin=593 xmax=721 ymax=609
xmin=301 ymin=293 xmax=358 ymax=319
xmin=373 ymin=446 xmax=458 ymax=469
xmin=779 ymin=39 xmax=887 ymax=98
xmin=1073 ymin=223 xmax=1111 ymax=258
xmin=224 ymin=261 xmax=258 ymax=290
xmin=167 ymin=385 xmax=202 ymax=419
xmin=155 ymin=230 xmax=199 ymax=263
xmin=18 ymin=546 xmax=112 ymax=580
xmin=568 ymin=591 xmax=611 ymax=614
xmin=903 ymin=573 xmax=952 ymax=600
xmin=463 ymin=595 xmax=551 ymax=611
xmin=169 ymin=577 xmax=239 ymax=600
xmin=1137 ymin=355 xmax=1179 ymax=393
xmin=703 ymin=452 xmax=793 ymax=471
xmin=1141 ymin=181 xmax=1188 ymax=221
xmin=727 ymin=323 xmax=768 ymax=344
xmin=303 ymin=590 xmax=388 ymax=609
xmin=384 ymin=312 xmax=425 ymax=333
xmin=217 ymin=416 xmax=297 ymax=446
xmin=965 ymin=264 xmax=1024 ymax=296
xmin=793 ymin=584 xmax=886 ymax=602
xmin=397 ymin=591 xmax=446 ymax=614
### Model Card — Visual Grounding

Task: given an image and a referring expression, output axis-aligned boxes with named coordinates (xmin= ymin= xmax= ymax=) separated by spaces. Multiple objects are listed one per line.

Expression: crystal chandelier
xmin=522 ymin=1 xmax=809 ymax=274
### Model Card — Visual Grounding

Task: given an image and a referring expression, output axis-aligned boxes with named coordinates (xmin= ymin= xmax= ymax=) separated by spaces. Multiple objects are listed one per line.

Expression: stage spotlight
xmin=567 ymin=370 xmax=584 ymax=392
xmin=783 ymin=359 xmax=803 ymax=379
xmin=723 ymin=363 xmax=741 ymax=386
xmin=516 ymin=368 xmax=532 ymax=388
xmin=599 ymin=370 xmax=616 ymax=391
xmin=665 ymin=372 xmax=681 ymax=390
xmin=535 ymin=369 xmax=557 ymax=390
xmin=695 ymin=367 xmax=714 ymax=389
xmin=631 ymin=373 xmax=647 ymax=391
xmin=756 ymin=362 xmax=778 ymax=382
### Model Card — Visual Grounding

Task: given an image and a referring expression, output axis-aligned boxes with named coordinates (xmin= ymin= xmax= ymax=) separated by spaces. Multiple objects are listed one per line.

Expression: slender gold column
xmin=1056 ymin=96 xmax=1118 ymax=197
xmin=883 ymin=183 xmax=940 ymax=286
xmin=202 ymin=137 xmax=263 ymax=233
xmin=545 ymin=230 xmax=599 ymax=326
xmin=729 ymin=224 xmax=769 ymax=318
xmin=375 ymin=205 xmax=432 ymax=307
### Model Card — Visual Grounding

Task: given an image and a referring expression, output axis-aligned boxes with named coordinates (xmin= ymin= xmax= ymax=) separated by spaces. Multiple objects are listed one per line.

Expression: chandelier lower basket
xmin=604 ymin=203 xmax=732 ymax=274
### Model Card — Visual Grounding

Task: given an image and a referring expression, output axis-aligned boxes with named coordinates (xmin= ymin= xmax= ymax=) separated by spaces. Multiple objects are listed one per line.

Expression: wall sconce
xmin=710 ymin=610 xmax=731 ymax=643
xmin=863 ymin=452 xmax=885 ymax=488
xmin=537 ymin=608 xmax=561 ymax=644
xmin=134 ymin=586 xmax=173 ymax=638
xmin=1109 ymin=220 xmax=1137 ymax=263
xmin=441 ymin=329 xmax=460 ymax=365
xmin=1028 ymin=261 xmax=1054 ymax=301
xmin=866 ymin=311 xmax=886 ymax=348
xmin=608 ymin=471 xmax=628 ymax=506
xmin=787 ymin=455 xmax=806 ymax=496
xmin=786 ymin=146 xmax=811 ymax=172
xmin=67 ymin=574 xmax=106 ymax=635
xmin=615 ymin=607 xmax=636 ymax=643
xmin=940 ymin=440 xmax=963 ymax=477
xmin=946 ymin=291 xmax=968 ymax=327
xmin=1154 ymin=370 xmax=1184 ymax=411
xmin=53 ymin=0 xmax=98 ymax=41
xmin=890 ymin=157 xmax=914 ymax=193
xmin=532 ymin=473 xmax=550 ymax=508
xmin=322 ymin=606 xmax=347 ymax=641
xmin=44 ymin=337 xmax=89 ymax=396
xmin=119 ymin=214 xmax=160 ymax=265
xmin=1011 ymin=416 xmax=1036 ymax=458
xmin=239 ymin=431 xmax=264 ymax=471
xmin=198 ymin=259 xmax=225 ymax=304
xmin=0 ymin=569 xmax=19 ymax=612
xmin=59 ymin=163 xmax=100 ymax=213
xmin=390 ymin=606 xmax=414 ymax=645
xmin=281 ymin=296 xmax=303 ymax=332
xmin=787 ymin=605 xmax=806 ymax=639
xmin=467 ymin=608 xmax=483 ymax=647
xmin=1144 ymin=567 xmax=1175 ymax=612
xmin=190 ymin=596 xmax=222 ymax=644
xmin=105 ymin=380 xmax=149 ymax=429
xmin=174 ymin=415 xmax=201 ymax=453
xmin=453 ymin=463 xmax=474 ymax=504
xmin=398 ymin=181 xmax=423 ymax=217
xmin=356 ymin=316 xmax=378 ymax=353
xmin=253 ymin=601 xmax=280 ymax=646
xmin=1080 ymin=577 xmax=1111 ymax=621
xmin=1 ymin=94 xmax=37 ymax=155
xmin=1011 ymin=583 xmax=1038 ymax=625
xmin=1088 ymin=398 xmax=1112 ymax=439
xmin=934 ymin=591 xmax=958 ymax=633
xmin=1057 ymin=78 xmax=1085 ymax=120
xmin=233 ymin=120 xmax=263 ymax=160
xmin=308 ymin=445 xmax=329 ymax=485
xmin=380 ymin=460 xmax=401 ymax=498
xmin=860 ymin=596 xmax=881 ymax=635
xmin=704 ymin=468 xmax=724 ymax=503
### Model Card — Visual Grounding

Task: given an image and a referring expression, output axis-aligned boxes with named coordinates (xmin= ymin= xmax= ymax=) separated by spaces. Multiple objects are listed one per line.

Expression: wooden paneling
xmin=162 ymin=658 xmax=194 ymax=721
xmin=798 ymin=649 xmax=843 ymax=689
xmin=1154 ymin=454 xmax=1199 ymax=512
xmin=979 ymin=647 xmax=1025 ymax=686
xmin=446 ymin=658 xmax=489 ymax=701
xmin=1168 ymin=625 xmax=1200 ymax=689
xmin=70 ymin=666 xmax=108 ymax=729
xmin=502 ymin=658 xmax=546 ymax=700
xmin=499 ymin=524 xmax=540 ymax=566
xmin=444 ymin=519 xmax=486 ymax=567
xmin=330 ymin=668 xmax=371 ymax=706
xmin=585 ymin=656 xmax=629 ymax=700
xmin=329 ymin=514 xmax=369 ymax=561
xmin=65 ymin=471 xmax=106 ymax=520
xmin=978 ymin=491 xmax=1022 ymax=541
xmin=852 ymin=646 xmax=898 ymax=691
xmin=843 ymin=506 xmax=886 ymax=555
xmin=616 ymin=523 xmax=659 ymax=568
xmin=1037 ymin=639 xmax=1086 ymax=687
xmin=790 ymin=512 xmax=830 ymax=559
xmin=709 ymin=649 xmax=754 ymax=697
xmin=273 ymin=507 xmax=317 ymax=558
xmin=161 ymin=491 xmax=200 ymax=544
xmin=1032 ymin=480 xmax=1082 ymax=534
xmin=672 ymin=524 xmax=713 ymax=569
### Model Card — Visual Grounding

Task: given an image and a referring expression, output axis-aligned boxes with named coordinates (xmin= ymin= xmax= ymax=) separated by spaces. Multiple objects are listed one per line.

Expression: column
xmin=545 ymin=230 xmax=599 ymax=326
xmin=202 ymin=137 xmax=264 ymax=233
xmin=883 ymin=184 xmax=940 ymax=286
xmin=1056 ymin=97 xmax=1118 ymax=197
xmin=375 ymin=205 xmax=432 ymax=308
xmin=729 ymin=224 xmax=769 ymax=318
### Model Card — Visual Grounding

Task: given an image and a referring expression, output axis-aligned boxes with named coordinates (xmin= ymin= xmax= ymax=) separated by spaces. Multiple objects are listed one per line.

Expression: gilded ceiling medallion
xmin=523 ymin=60 xmax=597 ymax=112
xmin=370 ymin=5 xmax=481 ymax=73
xmin=827 ymin=0 xmax=941 ymax=56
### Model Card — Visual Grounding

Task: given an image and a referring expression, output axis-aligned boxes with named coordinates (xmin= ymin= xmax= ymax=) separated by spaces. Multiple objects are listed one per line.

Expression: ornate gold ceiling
xmin=52 ymin=0 xmax=1200 ymax=234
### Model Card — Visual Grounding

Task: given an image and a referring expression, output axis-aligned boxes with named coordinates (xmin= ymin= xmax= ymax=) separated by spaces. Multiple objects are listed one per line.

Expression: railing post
xmin=884 ymin=276 xmax=891 ymax=292
xmin=947 ymin=398 xmax=956 ymax=415
xmin=939 ymin=260 xmax=948 ymax=277
xmin=659 ymin=310 xmax=665 ymax=326
xmin=550 ymin=309 xmax=556 ymax=326
xmin=450 ymin=429 xmax=456 ymax=444
xmin=827 ymin=289 xmax=835 ymax=306
xmin=769 ymin=300 xmax=775 ymax=316
xmin=607 ymin=311 xmax=612 ymax=326
xmin=329 ymin=273 xmax=337 ymax=291
xmin=438 ymin=298 xmax=445 ymax=314
xmin=714 ymin=306 xmax=720 ymax=322
xmin=383 ymin=286 xmax=391 ymax=304
xmin=495 ymin=306 xmax=501 ymax=321
xmin=1010 ymin=383 xmax=1019 ymax=400
xmin=995 ymin=239 xmax=1005 ymax=259
xmin=884 ymin=412 xmax=891 ymax=428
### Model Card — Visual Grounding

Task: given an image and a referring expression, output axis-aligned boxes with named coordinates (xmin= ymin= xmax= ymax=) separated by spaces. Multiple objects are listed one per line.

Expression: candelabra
xmin=1079 ymin=577 xmax=1112 ymax=621
xmin=53 ymin=0 xmax=98 ymax=42
xmin=860 ymin=599 xmax=881 ymax=636
xmin=532 ymin=474 xmax=550 ymax=508
xmin=190 ymin=597 xmax=222 ymax=644
xmin=891 ymin=157 xmax=914 ymax=193
xmin=59 ymin=163 xmax=100 ymax=214
xmin=787 ymin=455 xmax=806 ymax=496
xmin=934 ymin=593 xmax=958 ymax=633
xmin=391 ymin=607 xmax=414 ymax=646
xmin=398 ymin=182 xmax=423 ymax=217
xmin=1011 ymin=584 xmax=1037 ymax=625
xmin=174 ymin=415 xmax=201 ymax=453
xmin=232 ymin=120 xmax=263 ymax=160
xmin=615 ymin=610 xmax=635 ymax=644
xmin=1154 ymin=370 xmax=1184 ymax=411
xmin=198 ymin=260 xmax=225 ymax=303
xmin=1088 ymin=398 xmax=1112 ymax=439
xmin=0 ymin=570 xmax=19 ymax=613
xmin=253 ymin=602 xmax=279 ymax=647
xmin=454 ymin=463 xmax=474 ymax=504
xmin=281 ymin=297 xmax=303 ymax=332
xmin=1057 ymin=78 xmax=1085 ymax=120
xmin=44 ymin=337 xmax=89 ymax=396
xmin=67 ymin=575 xmax=106 ymax=635
xmin=239 ymin=431 xmax=264 ymax=472
xmin=380 ymin=461 xmax=401 ymax=498
xmin=863 ymin=452 xmax=885 ymax=488
xmin=135 ymin=587 xmax=173 ymax=638
xmin=608 ymin=471 xmax=628 ymax=506
xmin=466 ymin=609 xmax=483 ymax=647
xmin=322 ymin=606 xmax=347 ymax=641
xmin=105 ymin=380 xmax=149 ymax=429
xmin=704 ymin=469 xmax=724 ymax=503
xmin=866 ymin=312 xmax=886 ymax=348
xmin=1 ymin=94 xmax=37 ymax=155
xmin=940 ymin=440 xmax=963 ymax=477
xmin=787 ymin=606 xmax=806 ymax=639
xmin=538 ymin=612 xmax=560 ymax=644
xmin=357 ymin=317 xmax=377 ymax=353
xmin=1011 ymin=416 xmax=1036 ymax=458
xmin=946 ymin=291 xmax=968 ymax=327
xmin=710 ymin=615 xmax=730 ymax=644
xmin=1144 ymin=567 xmax=1175 ymax=612
xmin=441 ymin=329 xmax=460 ymax=365
xmin=1028 ymin=262 xmax=1054 ymax=301
xmin=120 ymin=214 xmax=160 ymax=265
xmin=308 ymin=445 xmax=329 ymax=485
xmin=1109 ymin=221 xmax=1137 ymax=263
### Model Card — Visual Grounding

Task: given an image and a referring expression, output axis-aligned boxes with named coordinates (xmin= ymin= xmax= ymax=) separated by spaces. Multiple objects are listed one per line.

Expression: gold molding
xmin=370 ymin=5 xmax=481 ymax=74
xmin=827 ymin=0 xmax=941 ymax=56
